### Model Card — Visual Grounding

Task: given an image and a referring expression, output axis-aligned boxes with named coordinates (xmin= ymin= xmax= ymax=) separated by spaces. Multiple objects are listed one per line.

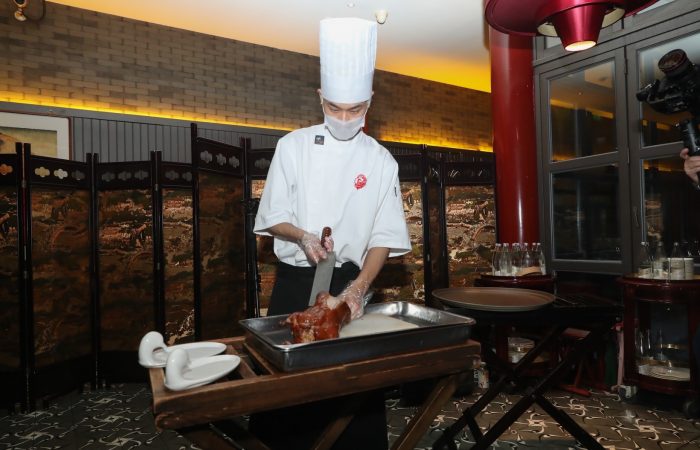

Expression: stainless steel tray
xmin=239 ymin=301 xmax=475 ymax=372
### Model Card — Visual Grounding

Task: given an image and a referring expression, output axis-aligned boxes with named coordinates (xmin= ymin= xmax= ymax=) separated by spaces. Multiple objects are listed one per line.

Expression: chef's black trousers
xmin=266 ymin=260 xmax=361 ymax=315
xmin=248 ymin=261 xmax=389 ymax=450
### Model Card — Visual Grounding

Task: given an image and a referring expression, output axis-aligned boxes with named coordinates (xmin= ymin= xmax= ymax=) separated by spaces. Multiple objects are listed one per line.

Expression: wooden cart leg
xmin=391 ymin=373 xmax=463 ymax=450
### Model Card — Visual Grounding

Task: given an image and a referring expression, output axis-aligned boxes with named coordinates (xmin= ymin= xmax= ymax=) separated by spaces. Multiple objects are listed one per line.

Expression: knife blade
xmin=308 ymin=227 xmax=335 ymax=305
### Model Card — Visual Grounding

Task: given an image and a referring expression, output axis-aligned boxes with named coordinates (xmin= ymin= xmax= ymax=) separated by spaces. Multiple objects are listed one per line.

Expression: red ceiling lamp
xmin=485 ymin=0 xmax=660 ymax=52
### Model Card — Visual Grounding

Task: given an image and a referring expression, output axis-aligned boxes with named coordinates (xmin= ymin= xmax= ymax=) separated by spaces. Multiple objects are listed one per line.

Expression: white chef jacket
xmin=254 ymin=124 xmax=411 ymax=268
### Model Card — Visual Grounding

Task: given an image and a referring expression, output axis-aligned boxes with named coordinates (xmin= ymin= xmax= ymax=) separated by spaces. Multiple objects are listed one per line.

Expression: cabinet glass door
xmin=635 ymin=302 xmax=690 ymax=382
xmin=541 ymin=51 xmax=629 ymax=271
xmin=549 ymin=61 xmax=617 ymax=161
xmin=630 ymin=27 xmax=700 ymax=272
xmin=638 ymin=33 xmax=700 ymax=148
xmin=552 ymin=165 xmax=621 ymax=260
xmin=642 ymin=155 xmax=700 ymax=260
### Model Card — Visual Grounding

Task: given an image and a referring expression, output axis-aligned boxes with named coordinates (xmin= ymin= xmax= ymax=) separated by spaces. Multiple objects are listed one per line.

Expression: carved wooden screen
xmin=423 ymin=156 xmax=448 ymax=307
xmin=248 ymin=148 xmax=275 ymax=315
xmin=193 ymin=137 xmax=247 ymax=339
xmin=96 ymin=159 xmax=154 ymax=380
xmin=0 ymin=152 xmax=21 ymax=408
xmin=160 ymin=161 xmax=195 ymax=345
xmin=26 ymin=152 xmax=92 ymax=400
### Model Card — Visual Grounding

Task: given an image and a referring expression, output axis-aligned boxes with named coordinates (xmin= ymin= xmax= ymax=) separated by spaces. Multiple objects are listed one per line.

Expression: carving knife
xmin=308 ymin=227 xmax=335 ymax=305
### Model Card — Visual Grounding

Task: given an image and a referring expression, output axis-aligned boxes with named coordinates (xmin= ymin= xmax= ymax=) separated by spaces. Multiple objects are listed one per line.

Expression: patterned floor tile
xmin=2 ymin=384 xmax=699 ymax=449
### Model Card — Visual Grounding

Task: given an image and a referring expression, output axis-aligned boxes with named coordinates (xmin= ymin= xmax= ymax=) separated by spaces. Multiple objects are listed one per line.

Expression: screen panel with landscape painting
xmin=162 ymin=188 xmax=194 ymax=345
xmin=198 ymin=172 xmax=246 ymax=338
xmin=31 ymin=188 xmax=91 ymax=367
xmin=251 ymin=179 xmax=276 ymax=313
xmin=98 ymin=190 xmax=154 ymax=352
xmin=0 ymin=183 xmax=19 ymax=373
xmin=373 ymin=181 xmax=424 ymax=303
xmin=445 ymin=185 xmax=496 ymax=287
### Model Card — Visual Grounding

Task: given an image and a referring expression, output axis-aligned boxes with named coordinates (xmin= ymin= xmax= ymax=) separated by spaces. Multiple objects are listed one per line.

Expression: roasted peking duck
xmin=286 ymin=291 xmax=351 ymax=343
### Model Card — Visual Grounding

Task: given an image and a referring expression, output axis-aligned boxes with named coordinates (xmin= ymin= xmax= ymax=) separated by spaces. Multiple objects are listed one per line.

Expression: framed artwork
xmin=0 ymin=111 xmax=70 ymax=159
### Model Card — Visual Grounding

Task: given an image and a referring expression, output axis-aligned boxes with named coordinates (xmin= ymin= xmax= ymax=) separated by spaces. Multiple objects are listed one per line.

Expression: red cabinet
xmin=618 ymin=276 xmax=700 ymax=414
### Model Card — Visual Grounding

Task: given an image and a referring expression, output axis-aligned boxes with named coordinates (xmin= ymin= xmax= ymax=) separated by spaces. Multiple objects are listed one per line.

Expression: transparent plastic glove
xmin=338 ymin=279 xmax=370 ymax=320
xmin=298 ymin=231 xmax=328 ymax=265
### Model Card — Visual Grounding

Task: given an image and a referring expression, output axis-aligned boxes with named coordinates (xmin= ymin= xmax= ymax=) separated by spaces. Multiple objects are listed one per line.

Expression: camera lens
xmin=658 ymin=49 xmax=692 ymax=79
xmin=14 ymin=0 xmax=28 ymax=6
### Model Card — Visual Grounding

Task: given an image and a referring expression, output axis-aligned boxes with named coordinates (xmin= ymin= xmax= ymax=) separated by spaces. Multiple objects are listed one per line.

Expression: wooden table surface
xmin=149 ymin=335 xmax=480 ymax=450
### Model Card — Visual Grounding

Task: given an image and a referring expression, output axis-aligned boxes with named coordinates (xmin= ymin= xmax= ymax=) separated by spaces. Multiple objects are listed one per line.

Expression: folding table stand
xmin=432 ymin=294 xmax=621 ymax=450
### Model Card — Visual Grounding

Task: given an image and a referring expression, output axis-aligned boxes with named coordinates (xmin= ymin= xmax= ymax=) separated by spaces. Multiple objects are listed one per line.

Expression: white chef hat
xmin=319 ymin=17 xmax=377 ymax=104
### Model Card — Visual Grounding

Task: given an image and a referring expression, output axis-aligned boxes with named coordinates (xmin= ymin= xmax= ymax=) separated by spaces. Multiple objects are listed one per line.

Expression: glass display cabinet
xmin=619 ymin=25 xmax=700 ymax=415
xmin=534 ymin=0 xmax=700 ymax=413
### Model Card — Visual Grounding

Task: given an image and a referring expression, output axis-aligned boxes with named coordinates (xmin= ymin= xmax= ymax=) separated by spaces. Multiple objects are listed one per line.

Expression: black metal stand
xmin=432 ymin=294 xmax=621 ymax=450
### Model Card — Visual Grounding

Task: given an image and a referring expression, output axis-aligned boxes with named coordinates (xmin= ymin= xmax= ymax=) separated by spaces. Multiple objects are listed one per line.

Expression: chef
xmin=250 ymin=17 xmax=411 ymax=450
xmin=254 ymin=17 xmax=411 ymax=319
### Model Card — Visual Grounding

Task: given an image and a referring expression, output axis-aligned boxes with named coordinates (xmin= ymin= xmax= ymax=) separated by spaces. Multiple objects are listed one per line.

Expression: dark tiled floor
xmin=2 ymin=383 xmax=699 ymax=449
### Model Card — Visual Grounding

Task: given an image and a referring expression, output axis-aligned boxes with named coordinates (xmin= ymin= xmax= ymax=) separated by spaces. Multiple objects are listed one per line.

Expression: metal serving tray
xmin=239 ymin=301 xmax=475 ymax=372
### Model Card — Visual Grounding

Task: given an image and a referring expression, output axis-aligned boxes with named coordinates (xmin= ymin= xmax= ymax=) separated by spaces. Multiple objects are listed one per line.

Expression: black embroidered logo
xmin=314 ymin=135 xmax=325 ymax=145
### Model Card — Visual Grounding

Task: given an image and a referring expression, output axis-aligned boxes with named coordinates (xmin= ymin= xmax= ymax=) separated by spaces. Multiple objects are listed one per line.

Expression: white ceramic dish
xmin=164 ymin=349 xmax=240 ymax=391
xmin=432 ymin=287 xmax=555 ymax=312
xmin=138 ymin=331 xmax=227 ymax=368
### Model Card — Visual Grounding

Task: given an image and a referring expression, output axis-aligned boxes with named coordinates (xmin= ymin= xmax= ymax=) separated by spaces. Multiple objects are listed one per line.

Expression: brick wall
xmin=0 ymin=2 xmax=492 ymax=150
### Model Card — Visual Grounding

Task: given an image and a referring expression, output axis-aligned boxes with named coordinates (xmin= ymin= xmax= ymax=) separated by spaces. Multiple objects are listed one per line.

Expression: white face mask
xmin=324 ymin=113 xmax=365 ymax=141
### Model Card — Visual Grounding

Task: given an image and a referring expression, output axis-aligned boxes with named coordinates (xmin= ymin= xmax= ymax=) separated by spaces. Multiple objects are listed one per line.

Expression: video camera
xmin=636 ymin=49 xmax=700 ymax=156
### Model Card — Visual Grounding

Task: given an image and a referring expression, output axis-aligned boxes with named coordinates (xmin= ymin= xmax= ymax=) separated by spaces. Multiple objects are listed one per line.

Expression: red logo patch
xmin=354 ymin=174 xmax=367 ymax=190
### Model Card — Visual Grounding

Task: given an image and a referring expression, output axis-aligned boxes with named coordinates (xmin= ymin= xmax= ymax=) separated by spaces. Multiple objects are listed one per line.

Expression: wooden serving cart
xmin=148 ymin=335 xmax=480 ymax=450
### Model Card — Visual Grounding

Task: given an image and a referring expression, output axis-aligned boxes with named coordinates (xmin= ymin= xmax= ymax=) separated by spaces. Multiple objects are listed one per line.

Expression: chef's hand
xmin=338 ymin=279 xmax=370 ymax=320
xmin=298 ymin=231 xmax=333 ymax=264
xmin=680 ymin=147 xmax=700 ymax=185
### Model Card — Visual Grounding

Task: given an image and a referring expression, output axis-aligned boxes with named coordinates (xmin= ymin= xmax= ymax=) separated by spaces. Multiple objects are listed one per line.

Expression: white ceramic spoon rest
xmin=138 ymin=331 xmax=227 ymax=368
xmin=164 ymin=348 xmax=240 ymax=391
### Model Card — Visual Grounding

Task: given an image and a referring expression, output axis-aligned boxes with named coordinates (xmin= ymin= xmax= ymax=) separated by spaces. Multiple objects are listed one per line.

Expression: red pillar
xmin=490 ymin=28 xmax=540 ymax=244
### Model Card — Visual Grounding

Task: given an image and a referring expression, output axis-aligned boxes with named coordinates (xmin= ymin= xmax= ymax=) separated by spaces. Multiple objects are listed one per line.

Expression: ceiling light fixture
xmin=485 ymin=0 xmax=659 ymax=52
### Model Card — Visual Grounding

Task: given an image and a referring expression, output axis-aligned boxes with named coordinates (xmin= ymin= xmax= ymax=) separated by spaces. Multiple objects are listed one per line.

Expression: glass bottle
xmin=637 ymin=242 xmax=653 ymax=278
xmin=511 ymin=243 xmax=522 ymax=275
xmin=635 ymin=329 xmax=645 ymax=367
xmin=535 ymin=242 xmax=547 ymax=274
xmin=530 ymin=243 xmax=541 ymax=271
xmin=654 ymin=329 xmax=666 ymax=362
xmin=522 ymin=243 xmax=533 ymax=268
xmin=653 ymin=241 xmax=666 ymax=279
xmin=670 ymin=241 xmax=683 ymax=280
xmin=645 ymin=330 xmax=652 ymax=359
xmin=492 ymin=243 xmax=502 ymax=275
xmin=500 ymin=243 xmax=512 ymax=276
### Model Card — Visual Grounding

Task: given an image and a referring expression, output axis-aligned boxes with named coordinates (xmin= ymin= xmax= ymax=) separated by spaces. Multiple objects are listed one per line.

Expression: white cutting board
xmin=339 ymin=313 xmax=419 ymax=338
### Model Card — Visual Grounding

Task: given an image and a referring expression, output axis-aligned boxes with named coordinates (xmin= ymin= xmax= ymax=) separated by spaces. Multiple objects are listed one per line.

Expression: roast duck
xmin=286 ymin=291 xmax=351 ymax=343
xmin=286 ymin=227 xmax=352 ymax=343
